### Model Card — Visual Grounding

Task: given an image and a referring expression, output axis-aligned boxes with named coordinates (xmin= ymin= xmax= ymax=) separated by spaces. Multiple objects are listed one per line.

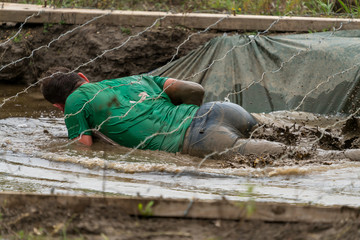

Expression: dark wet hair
xmin=40 ymin=67 xmax=86 ymax=104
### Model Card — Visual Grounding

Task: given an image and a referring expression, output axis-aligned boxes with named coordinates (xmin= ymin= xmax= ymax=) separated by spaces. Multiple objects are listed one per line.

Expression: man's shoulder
xmin=102 ymin=75 xmax=144 ymax=82
xmin=102 ymin=75 xmax=163 ymax=83
xmin=65 ymin=84 xmax=94 ymax=105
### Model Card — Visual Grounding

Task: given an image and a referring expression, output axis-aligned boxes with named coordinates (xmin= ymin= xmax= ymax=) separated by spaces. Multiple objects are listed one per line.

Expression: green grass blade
xmin=337 ymin=0 xmax=350 ymax=13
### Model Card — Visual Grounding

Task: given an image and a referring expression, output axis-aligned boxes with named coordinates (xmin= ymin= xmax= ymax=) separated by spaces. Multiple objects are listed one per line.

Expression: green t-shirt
xmin=64 ymin=75 xmax=199 ymax=153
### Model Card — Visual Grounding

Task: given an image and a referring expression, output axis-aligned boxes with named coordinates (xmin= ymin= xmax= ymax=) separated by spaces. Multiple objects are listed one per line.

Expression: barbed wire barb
xmin=0 ymin=10 xmax=43 ymax=47
xmin=0 ymin=12 xmax=110 ymax=73
xmin=0 ymin=13 xmax=168 ymax=109
xmin=45 ymin=15 xmax=285 ymax=155
xmin=183 ymin=17 xmax=284 ymax=81
xmin=225 ymin=20 xmax=352 ymax=101
xmin=155 ymin=14 xmax=230 ymax=73
xmin=53 ymin=16 xmax=284 ymax=153
xmin=1 ymin=5 xmax=360 ymax=206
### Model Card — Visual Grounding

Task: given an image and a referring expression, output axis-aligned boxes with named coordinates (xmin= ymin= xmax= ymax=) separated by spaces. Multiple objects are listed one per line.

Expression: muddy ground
xmin=220 ymin=112 xmax=360 ymax=169
xmin=1 ymin=194 xmax=360 ymax=240
xmin=2 ymin=212 xmax=359 ymax=240
xmin=1 ymin=22 xmax=360 ymax=239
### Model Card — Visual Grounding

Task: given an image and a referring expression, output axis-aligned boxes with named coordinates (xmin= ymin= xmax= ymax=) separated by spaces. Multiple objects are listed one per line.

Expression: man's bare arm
xmin=75 ymin=134 xmax=93 ymax=146
xmin=163 ymin=78 xmax=205 ymax=106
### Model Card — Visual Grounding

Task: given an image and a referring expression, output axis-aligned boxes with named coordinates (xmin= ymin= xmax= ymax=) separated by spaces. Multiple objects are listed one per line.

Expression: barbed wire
xmin=2 ymin=11 xmax=224 ymax=121
xmin=0 ymin=13 xmax=167 ymax=109
xmin=170 ymin=20 xmax=360 ymax=174
xmin=247 ymin=106 xmax=360 ymax=173
xmin=43 ymin=16 xmax=283 ymax=152
xmin=69 ymin=14 xmax=168 ymax=73
xmin=309 ymin=106 xmax=360 ymax=147
xmin=19 ymin=13 xmax=229 ymax=121
xmin=122 ymin=102 xmax=216 ymax=159
xmin=171 ymin=20 xmax=358 ymax=169
xmin=183 ymin=16 xmax=283 ymax=81
xmin=154 ymin=14 xmax=230 ymax=73
xmin=0 ymin=11 xmax=171 ymax=193
xmin=1 ymin=6 xmax=360 ymax=204
xmin=0 ymin=12 xmax=111 ymax=73
xmin=64 ymin=79 xmax=143 ymax=120
xmin=224 ymin=20 xmax=351 ymax=102
xmin=43 ymin=14 xmax=357 ymax=162
xmin=2 ymin=10 xmax=230 ymax=174
xmin=196 ymin=124 xmax=268 ymax=170
xmin=0 ymin=11 xmax=111 ymax=107
xmin=294 ymin=61 xmax=360 ymax=111
xmin=40 ymin=12 xmax=349 ymax=196
xmin=2 ymin=10 xmax=357 ymax=163
xmin=0 ymin=10 xmax=43 ymax=47
xmin=153 ymin=17 xmax=285 ymax=103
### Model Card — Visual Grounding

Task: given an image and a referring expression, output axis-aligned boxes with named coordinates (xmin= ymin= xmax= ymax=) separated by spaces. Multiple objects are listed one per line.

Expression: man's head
xmin=40 ymin=67 xmax=89 ymax=110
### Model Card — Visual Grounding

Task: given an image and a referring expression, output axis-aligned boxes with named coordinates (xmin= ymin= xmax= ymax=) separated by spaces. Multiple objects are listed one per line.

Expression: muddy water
xmin=1 ymin=84 xmax=360 ymax=206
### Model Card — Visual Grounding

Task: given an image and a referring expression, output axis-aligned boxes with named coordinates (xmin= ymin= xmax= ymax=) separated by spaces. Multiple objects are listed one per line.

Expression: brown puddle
xmin=1 ymin=84 xmax=360 ymax=206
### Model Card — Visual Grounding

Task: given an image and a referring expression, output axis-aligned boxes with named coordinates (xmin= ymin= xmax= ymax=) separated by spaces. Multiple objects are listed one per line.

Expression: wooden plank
xmin=0 ymin=192 xmax=359 ymax=223
xmin=1 ymin=2 xmax=360 ymax=31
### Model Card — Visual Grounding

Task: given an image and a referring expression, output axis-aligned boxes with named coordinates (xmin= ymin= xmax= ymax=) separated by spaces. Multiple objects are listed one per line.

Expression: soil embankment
xmin=0 ymin=22 xmax=219 ymax=84
xmin=1 ymin=193 xmax=360 ymax=240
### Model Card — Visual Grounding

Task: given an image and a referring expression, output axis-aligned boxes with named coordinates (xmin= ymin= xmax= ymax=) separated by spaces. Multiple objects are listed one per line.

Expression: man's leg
xmin=236 ymin=139 xmax=287 ymax=156
xmin=236 ymin=139 xmax=360 ymax=161
xmin=344 ymin=149 xmax=360 ymax=161
xmin=182 ymin=102 xmax=360 ymax=161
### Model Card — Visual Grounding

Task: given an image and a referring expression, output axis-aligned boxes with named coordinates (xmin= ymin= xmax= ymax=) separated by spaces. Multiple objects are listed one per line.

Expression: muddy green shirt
xmin=64 ymin=75 xmax=199 ymax=153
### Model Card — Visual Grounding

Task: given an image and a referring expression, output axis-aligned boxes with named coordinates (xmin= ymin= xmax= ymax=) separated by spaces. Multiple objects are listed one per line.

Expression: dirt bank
xmin=0 ymin=22 xmax=220 ymax=84
xmin=1 ymin=194 xmax=360 ymax=240
xmin=3 ymin=208 xmax=358 ymax=240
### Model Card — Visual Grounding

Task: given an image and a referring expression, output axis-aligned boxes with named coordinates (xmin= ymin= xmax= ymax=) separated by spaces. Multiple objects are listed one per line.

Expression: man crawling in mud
xmin=40 ymin=67 xmax=360 ymax=161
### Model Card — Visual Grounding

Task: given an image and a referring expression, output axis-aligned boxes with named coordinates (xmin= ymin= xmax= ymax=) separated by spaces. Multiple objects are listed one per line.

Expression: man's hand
xmin=75 ymin=134 xmax=93 ymax=146
xmin=163 ymin=79 xmax=205 ymax=106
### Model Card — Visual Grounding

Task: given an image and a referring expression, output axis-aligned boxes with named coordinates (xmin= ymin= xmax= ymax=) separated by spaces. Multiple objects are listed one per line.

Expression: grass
xmin=338 ymin=0 xmax=360 ymax=15
xmin=236 ymin=185 xmax=257 ymax=218
xmin=120 ymin=27 xmax=131 ymax=35
xmin=43 ymin=23 xmax=53 ymax=33
xmin=13 ymin=33 xmax=22 ymax=43
xmin=0 ymin=0 xmax=357 ymax=17
xmin=138 ymin=200 xmax=154 ymax=217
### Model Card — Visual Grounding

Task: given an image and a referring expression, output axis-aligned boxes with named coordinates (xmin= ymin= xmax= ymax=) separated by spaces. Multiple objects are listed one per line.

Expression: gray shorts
xmin=181 ymin=102 xmax=258 ymax=157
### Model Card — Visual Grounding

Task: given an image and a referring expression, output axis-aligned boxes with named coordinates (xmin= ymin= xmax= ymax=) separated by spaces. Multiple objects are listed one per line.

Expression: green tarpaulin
xmin=152 ymin=30 xmax=360 ymax=115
